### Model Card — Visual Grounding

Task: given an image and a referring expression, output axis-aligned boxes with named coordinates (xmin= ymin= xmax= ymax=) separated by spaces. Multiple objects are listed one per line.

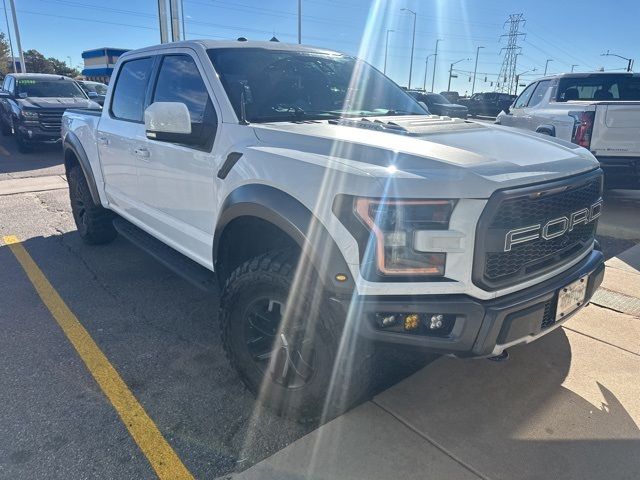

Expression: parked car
xmin=497 ymin=72 xmax=640 ymax=189
xmin=62 ymin=40 xmax=604 ymax=421
xmin=77 ymin=80 xmax=108 ymax=106
xmin=460 ymin=92 xmax=516 ymax=117
xmin=408 ymin=91 xmax=468 ymax=118
xmin=439 ymin=91 xmax=461 ymax=103
xmin=0 ymin=73 xmax=100 ymax=152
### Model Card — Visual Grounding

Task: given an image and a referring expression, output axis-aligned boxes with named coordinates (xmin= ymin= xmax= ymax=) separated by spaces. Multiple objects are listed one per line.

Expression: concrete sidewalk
xmin=235 ymin=246 xmax=640 ymax=480
xmin=0 ymin=174 xmax=67 ymax=196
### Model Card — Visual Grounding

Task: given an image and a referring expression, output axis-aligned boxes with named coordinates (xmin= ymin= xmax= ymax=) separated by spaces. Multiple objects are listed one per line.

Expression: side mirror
xmin=87 ymin=91 xmax=98 ymax=98
xmin=144 ymin=102 xmax=191 ymax=142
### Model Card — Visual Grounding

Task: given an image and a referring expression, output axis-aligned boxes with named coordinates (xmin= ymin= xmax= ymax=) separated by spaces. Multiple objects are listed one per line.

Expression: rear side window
xmin=557 ymin=75 xmax=640 ymax=101
xmin=528 ymin=80 xmax=551 ymax=107
xmin=111 ymin=57 xmax=154 ymax=122
xmin=151 ymin=54 xmax=217 ymax=148
xmin=513 ymin=83 xmax=536 ymax=108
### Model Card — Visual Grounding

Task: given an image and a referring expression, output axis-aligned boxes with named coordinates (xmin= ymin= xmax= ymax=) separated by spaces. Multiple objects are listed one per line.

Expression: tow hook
xmin=487 ymin=349 xmax=509 ymax=362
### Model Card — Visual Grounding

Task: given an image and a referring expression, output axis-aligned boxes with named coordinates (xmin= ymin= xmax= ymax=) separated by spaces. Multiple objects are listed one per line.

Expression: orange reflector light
xmin=335 ymin=273 xmax=348 ymax=282
xmin=404 ymin=313 xmax=420 ymax=330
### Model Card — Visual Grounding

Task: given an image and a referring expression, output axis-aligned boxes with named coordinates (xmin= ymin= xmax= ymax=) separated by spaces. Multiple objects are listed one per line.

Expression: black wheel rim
xmin=72 ymin=181 xmax=88 ymax=232
xmin=243 ymin=297 xmax=316 ymax=389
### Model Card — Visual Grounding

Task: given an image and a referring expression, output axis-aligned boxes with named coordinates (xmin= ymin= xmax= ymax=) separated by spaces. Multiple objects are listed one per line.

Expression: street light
xmin=401 ymin=8 xmax=417 ymax=89
xmin=571 ymin=64 xmax=579 ymax=73
xmin=544 ymin=59 xmax=553 ymax=76
xmin=447 ymin=58 xmax=469 ymax=92
xmin=431 ymin=39 xmax=442 ymax=92
xmin=471 ymin=46 xmax=484 ymax=95
xmin=601 ymin=50 xmax=634 ymax=72
xmin=514 ymin=68 xmax=536 ymax=95
xmin=383 ymin=29 xmax=394 ymax=75
xmin=423 ymin=53 xmax=436 ymax=91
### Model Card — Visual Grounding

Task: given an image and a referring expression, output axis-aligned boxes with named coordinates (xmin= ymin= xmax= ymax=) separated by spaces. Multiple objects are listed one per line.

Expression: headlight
xmin=334 ymin=196 xmax=455 ymax=280
xmin=21 ymin=111 xmax=38 ymax=120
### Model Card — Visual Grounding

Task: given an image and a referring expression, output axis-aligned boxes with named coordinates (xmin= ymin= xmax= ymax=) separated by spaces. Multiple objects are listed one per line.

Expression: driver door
xmin=499 ymin=82 xmax=537 ymax=129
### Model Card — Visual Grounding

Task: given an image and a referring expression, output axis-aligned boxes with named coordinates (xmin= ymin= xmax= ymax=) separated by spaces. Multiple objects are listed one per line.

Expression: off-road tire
xmin=219 ymin=249 xmax=374 ymax=423
xmin=67 ymin=166 xmax=117 ymax=245
xmin=15 ymin=130 xmax=31 ymax=153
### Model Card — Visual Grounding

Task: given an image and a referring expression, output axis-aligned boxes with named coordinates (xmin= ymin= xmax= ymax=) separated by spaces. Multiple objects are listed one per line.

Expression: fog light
xmin=376 ymin=313 xmax=398 ymax=328
xmin=404 ymin=313 xmax=420 ymax=330
xmin=428 ymin=314 xmax=444 ymax=330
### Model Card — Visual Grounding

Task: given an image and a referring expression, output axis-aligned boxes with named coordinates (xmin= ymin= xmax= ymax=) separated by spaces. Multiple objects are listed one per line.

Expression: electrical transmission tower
xmin=497 ymin=14 xmax=526 ymax=94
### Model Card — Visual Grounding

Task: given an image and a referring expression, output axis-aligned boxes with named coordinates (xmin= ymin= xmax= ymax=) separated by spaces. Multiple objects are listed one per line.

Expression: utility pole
xmin=383 ymin=29 xmax=393 ymax=75
xmin=514 ymin=68 xmax=536 ymax=95
xmin=498 ymin=13 xmax=526 ymax=93
xmin=2 ymin=0 xmax=16 ymax=73
xmin=7 ymin=0 xmax=24 ymax=72
xmin=601 ymin=50 xmax=634 ymax=72
xmin=471 ymin=46 xmax=484 ymax=95
xmin=297 ymin=0 xmax=302 ymax=44
xmin=431 ymin=39 xmax=442 ymax=92
xmin=401 ymin=8 xmax=417 ymax=90
xmin=544 ymin=59 xmax=553 ymax=75
xmin=447 ymin=58 xmax=468 ymax=92
xmin=571 ymin=64 xmax=578 ymax=73
xmin=423 ymin=53 xmax=436 ymax=91
xmin=157 ymin=0 xmax=169 ymax=43
xmin=169 ymin=0 xmax=182 ymax=41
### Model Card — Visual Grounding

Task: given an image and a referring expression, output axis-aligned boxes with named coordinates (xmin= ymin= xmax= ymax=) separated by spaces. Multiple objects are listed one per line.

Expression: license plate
xmin=556 ymin=276 xmax=588 ymax=321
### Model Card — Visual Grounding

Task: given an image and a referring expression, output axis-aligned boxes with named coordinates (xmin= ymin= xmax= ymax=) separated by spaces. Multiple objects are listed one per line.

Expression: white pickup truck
xmin=61 ymin=40 xmax=605 ymax=421
xmin=497 ymin=72 xmax=640 ymax=189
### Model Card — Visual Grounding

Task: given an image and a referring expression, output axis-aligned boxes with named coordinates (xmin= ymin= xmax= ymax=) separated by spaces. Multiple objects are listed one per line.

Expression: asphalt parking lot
xmin=1 ymin=135 xmax=639 ymax=479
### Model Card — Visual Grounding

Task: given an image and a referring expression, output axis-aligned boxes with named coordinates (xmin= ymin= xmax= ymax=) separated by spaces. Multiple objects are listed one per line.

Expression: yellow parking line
xmin=2 ymin=235 xmax=194 ymax=480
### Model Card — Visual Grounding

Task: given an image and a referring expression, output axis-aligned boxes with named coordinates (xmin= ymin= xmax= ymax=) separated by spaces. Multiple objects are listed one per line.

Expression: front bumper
xmin=336 ymin=248 xmax=604 ymax=357
xmin=16 ymin=124 xmax=61 ymax=142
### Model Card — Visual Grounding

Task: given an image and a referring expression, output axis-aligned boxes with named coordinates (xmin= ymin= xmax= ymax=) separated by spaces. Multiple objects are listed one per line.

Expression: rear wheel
xmin=67 ymin=166 xmax=117 ymax=244
xmin=220 ymin=250 xmax=373 ymax=422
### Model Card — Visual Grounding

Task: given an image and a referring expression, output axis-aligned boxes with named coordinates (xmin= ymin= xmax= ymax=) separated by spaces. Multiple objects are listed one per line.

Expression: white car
xmin=62 ymin=40 xmax=605 ymax=421
xmin=497 ymin=72 xmax=640 ymax=189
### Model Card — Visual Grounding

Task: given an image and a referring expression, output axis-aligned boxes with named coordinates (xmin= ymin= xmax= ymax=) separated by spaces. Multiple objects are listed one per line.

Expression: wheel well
xmin=64 ymin=148 xmax=79 ymax=174
xmin=215 ymin=216 xmax=299 ymax=283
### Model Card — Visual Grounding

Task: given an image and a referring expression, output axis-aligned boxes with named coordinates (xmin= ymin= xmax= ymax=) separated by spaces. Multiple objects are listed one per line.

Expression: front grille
xmin=474 ymin=170 xmax=603 ymax=290
xmin=540 ymin=300 xmax=556 ymax=330
xmin=38 ymin=110 xmax=65 ymax=131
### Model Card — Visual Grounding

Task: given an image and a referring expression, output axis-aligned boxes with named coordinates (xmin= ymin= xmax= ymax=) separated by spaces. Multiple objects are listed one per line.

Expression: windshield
xmin=428 ymin=93 xmax=450 ymax=104
xmin=16 ymin=79 xmax=87 ymax=99
xmin=557 ymin=75 xmax=640 ymax=101
xmin=81 ymin=82 xmax=108 ymax=95
xmin=207 ymin=48 xmax=425 ymax=122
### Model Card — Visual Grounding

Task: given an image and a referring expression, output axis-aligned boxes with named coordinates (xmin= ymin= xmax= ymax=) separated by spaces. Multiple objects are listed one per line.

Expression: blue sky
xmin=3 ymin=0 xmax=639 ymax=93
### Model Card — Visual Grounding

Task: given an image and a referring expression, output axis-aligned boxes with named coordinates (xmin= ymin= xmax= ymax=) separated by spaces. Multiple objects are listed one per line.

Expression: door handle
xmin=97 ymin=136 xmax=109 ymax=146
xmin=134 ymin=147 xmax=150 ymax=159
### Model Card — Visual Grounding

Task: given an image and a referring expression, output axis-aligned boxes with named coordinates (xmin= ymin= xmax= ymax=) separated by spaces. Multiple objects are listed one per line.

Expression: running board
xmin=113 ymin=218 xmax=216 ymax=292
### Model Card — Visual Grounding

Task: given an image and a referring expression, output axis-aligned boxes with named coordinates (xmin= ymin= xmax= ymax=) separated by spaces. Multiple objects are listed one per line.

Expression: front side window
xmin=513 ymin=83 xmax=537 ymax=109
xmin=207 ymin=48 xmax=425 ymax=123
xmin=528 ymin=80 xmax=551 ymax=107
xmin=15 ymin=79 xmax=86 ymax=99
xmin=152 ymin=54 xmax=217 ymax=148
xmin=111 ymin=57 xmax=154 ymax=122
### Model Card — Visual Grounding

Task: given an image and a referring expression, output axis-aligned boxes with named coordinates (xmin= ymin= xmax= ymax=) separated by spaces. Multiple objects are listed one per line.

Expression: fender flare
xmin=213 ymin=184 xmax=354 ymax=293
xmin=535 ymin=124 xmax=556 ymax=137
xmin=63 ymin=131 xmax=101 ymax=205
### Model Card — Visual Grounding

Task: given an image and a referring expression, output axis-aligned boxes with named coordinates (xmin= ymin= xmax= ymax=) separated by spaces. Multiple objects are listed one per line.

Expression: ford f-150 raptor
xmin=61 ymin=40 xmax=605 ymax=421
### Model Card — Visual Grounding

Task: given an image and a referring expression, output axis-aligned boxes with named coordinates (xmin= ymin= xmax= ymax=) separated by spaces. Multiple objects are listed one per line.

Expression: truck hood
xmin=17 ymin=97 xmax=99 ymax=110
xmin=252 ymin=115 xmax=599 ymax=198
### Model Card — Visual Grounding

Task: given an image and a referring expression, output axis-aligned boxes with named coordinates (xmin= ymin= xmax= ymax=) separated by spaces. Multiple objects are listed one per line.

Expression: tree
xmin=24 ymin=49 xmax=55 ymax=74
xmin=48 ymin=57 xmax=79 ymax=77
xmin=0 ymin=32 xmax=12 ymax=76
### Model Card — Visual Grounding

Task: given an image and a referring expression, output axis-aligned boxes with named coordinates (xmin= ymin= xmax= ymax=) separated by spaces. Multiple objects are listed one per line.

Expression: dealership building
xmin=81 ymin=47 xmax=129 ymax=83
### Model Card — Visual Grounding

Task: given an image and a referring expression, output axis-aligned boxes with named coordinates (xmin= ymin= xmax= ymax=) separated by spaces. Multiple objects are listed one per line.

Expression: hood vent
xmin=328 ymin=115 xmax=479 ymax=136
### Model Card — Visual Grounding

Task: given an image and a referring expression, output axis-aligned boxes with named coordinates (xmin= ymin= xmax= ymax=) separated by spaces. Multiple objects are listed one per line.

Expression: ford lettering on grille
xmin=504 ymin=200 xmax=603 ymax=252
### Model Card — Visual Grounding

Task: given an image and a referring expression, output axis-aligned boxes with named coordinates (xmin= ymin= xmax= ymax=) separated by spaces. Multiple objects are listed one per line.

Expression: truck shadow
xmin=3 ymin=232 xmax=638 ymax=478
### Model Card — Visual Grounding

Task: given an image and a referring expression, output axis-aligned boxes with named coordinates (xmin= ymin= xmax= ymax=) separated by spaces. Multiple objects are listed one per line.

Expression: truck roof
xmin=535 ymin=71 xmax=640 ymax=82
xmin=120 ymin=39 xmax=343 ymax=59
xmin=7 ymin=73 xmax=75 ymax=81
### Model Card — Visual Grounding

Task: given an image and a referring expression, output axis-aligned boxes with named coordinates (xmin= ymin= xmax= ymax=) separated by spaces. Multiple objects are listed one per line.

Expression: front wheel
xmin=15 ymin=129 xmax=32 ymax=153
xmin=1 ymin=116 xmax=12 ymax=136
xmin=219 ymin=250 xmax=373 ymax=422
